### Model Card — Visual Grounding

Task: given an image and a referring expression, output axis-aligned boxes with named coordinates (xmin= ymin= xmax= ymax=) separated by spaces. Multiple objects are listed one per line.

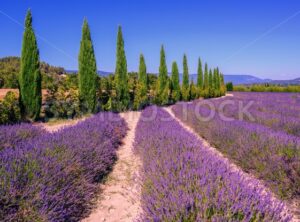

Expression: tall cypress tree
xmin=181 ymin=54 xmax=190 ymax=101
xmin=220 ymin=73 xmax=226 ymax=96
xmin=209 ymin=69 xmax=213 ymax=97
xmin=197 ymin=58 xmax=203 ymax=97
xmin=115 ymin=26 xmax=129 ymax=110
xmin=19 ymin=9 xmax=41 ymax=120
xmin=78 ymin=19 xmax=97 ymax=112
xmin=216 ymin=67 xmax=221 ymax=90
xmin=203 ymin=63 xmax=209 ymax=90
xmin=171 ymin=61 xmax=180 ymax=102
xmin=138 ymin=54 xmax=147 ymax=86
xmin=213 ymin=68 xmax=218 ymax=90
xmin=134 ymin=54 xmax=148 ymax=110
xmin=156 ymin=45 xmax=169 ymax=105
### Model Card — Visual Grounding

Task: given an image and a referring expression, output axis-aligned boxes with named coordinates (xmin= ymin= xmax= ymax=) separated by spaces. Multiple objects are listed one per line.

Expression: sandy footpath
xmin=82 ymin=111 xmax=141 ymax=222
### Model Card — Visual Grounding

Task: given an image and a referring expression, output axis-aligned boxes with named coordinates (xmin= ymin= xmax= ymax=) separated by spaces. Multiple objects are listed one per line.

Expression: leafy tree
xmin=170 ymin=61 xmax=181 ymax=102
xmin=190 ymin=80 xmax=198 ymax=100
xmin=19 ymin=9 xmax=42 ymax=120
xmin=78 ymin=19 xmax=97 ymax=113
xmin=114 ymin=26 xmax=129 ymax=111
xmin=0 ymin=91 xmax=21 ymax=125
xmin=197 ymin=58 xmax=203 ymax=97
xmin=226 ymin=82 xmax=233 ymax=91
xmin=181 ymin=54 xmax=190 ymax=101
xmin=156 ymin=45 xmax=169 ymax=105
xmin=134 ymin=54 xmax=148 ymax=110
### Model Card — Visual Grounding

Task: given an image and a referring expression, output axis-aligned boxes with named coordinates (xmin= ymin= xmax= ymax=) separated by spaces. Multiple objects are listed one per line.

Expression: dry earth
xmin=82 ymin=111 xmax=141 ymax=222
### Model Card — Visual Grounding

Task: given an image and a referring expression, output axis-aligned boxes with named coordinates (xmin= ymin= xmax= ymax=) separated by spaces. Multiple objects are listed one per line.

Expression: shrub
xmin=173 ymin=93 xmax=300 ymax=199
xmin=0 ymin=91 xmax=21 ymax=125
xmin=0 ymin=112 xmax=127 ymax=221
xmin=226 ymin=82 xmax=233 ymax=91
xmin=45 ymin=87 xmax=81 ymax=119
xmin=135 ymin=106 xmax=291 ymax=221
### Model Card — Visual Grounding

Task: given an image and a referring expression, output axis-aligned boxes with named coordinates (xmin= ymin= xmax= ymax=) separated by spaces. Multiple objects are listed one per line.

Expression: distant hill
xmin=223 ymin=74 xmax=271 ymax=85
xmin=179 ymin=74 xmax=271 ymax=85
xmin=269 ymin=77 xmax=300 ymax=85
xmin=0 ymin=56 xmax=66 ymax=88
xmin=66 ymin=70 xmax=112 ymax=76
xmin=186 ymin=74 xmax=300 ymax=85
xmin=65 ymin=69 xmax=300 ymax=85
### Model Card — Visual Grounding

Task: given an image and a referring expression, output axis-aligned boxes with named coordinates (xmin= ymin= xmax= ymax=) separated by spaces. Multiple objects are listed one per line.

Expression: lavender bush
xmin=0 ymin=123 xmax=45 ymax=151
xmin=134 ymin=106 xmax=292 ymax=221
xmin=172 ymin=92 xmax=300 ymax=200
xmin=0 ymin=112 xmax=127 ymax=221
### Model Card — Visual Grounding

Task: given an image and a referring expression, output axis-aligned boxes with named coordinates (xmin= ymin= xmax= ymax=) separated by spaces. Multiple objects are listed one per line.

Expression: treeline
xmin=227 ymin=82 xmax=300 ymax=93
xmin=3 ymin=9 xmax=226 ymax=123
xmin=0 ymin=57 xmax=67 ymax=89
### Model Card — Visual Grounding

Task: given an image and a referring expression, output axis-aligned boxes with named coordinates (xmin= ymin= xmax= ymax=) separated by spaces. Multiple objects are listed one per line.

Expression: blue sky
xmin=1 ymin=0 xmax=300 ymax=79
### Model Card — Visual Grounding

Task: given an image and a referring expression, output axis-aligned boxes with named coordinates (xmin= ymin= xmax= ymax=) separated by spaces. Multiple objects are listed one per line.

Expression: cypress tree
xmin=220 ymin=73 xmax=226 ymax=96
xmin=197 ymin=58 xmax=203 ymax=93
xmin=134 ymin=54 xmax=148 ymax=110
xmin=209 ymin=69 xmax=213 ymax=97
xmin=115 ymin=26 xmax=129 ymax=110
xmin=19 ymin=9 xmax=41 ymax=120
xmin=216 ymin=67 xmax=221 ymax=90
xmin=156 ymin=45 xmax=169 ymax=105
xmin=138 ymin=54 xmax=147 ymax=86
xmin=213 ymin=68 xmax=218 ymax=90
xmin=203 ymin=63 xmax=209 ymax=90
xmin=202 ymin=63 xmax=209 ymax=98
xmin=181 ymin=54 xmax=190 ymax=101
xmin=171 ymin=61 xmax=180 ymax=102
xmin=78 ymin=19 xmax=97 ymax=112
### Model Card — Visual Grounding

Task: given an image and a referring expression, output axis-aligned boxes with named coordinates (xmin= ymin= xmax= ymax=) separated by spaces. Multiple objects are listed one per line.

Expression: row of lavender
xmin=172 ymin=92 xmax=300 ymax=200
xmin=134 ymin=106 xmax=292 ymax=221
xmin=0 ymin=113 xmax=127 ymax=221
xmin=216 ymin=92 xmax=300 ymax=136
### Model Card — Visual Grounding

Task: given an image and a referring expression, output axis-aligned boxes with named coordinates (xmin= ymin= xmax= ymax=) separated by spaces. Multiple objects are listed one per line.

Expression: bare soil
xmin=82 ymin=111 xmax=141 ymax=222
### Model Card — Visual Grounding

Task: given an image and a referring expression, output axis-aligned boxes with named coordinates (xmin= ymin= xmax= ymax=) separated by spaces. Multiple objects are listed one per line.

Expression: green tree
xmin=78 ymin=19 xmax=97 ymax=113
xmin=203 ymin=63 xmax=209 ymax=90
xmin=208 ymin=69 xmax=214 ymax=97
xmin=19 ymin=9 xmax=42 ymax=120
xmin=197 ymin=58 xmax=203 ymax=97
xmin=134 ymin=54 xmax=148 ymax=110
xmin=220 ymin=73 xmax=226 ymax=96
xmin=226 ymin=82 xmax=233 ymax=91
xmin=181 ymin=54 xmax=190 ymax=101
xmin=170 ymin=61 xmax=181 ymax=102
xmin=190 ymin=80 xmax=198 ymax=100
xmin=156 ymin=45 xmax=169 ymax=105
xmin=114 ymin=26 xmax=130 ymax=111
xmin=216 ymin=67 xmax=221 ymax=90
xmin=0 ymin=91 xmax=21 ymax=125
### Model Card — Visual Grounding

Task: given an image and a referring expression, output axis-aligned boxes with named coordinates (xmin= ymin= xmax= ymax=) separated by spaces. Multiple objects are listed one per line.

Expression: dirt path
xmin=39 ymin=118 xmax=85 ymax=132
xmin=164 ymin=107 xmax=298 ymax=222
xmin=83 ymin=111 xmax=141 ymax=222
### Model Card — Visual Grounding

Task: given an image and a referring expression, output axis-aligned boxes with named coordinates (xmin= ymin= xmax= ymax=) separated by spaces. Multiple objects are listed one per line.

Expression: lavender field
xmin=0 ymin=113 xmax=127 ymax=221
xmin=134 ymin=106 xmax=293 ymax=221
xmin=172 ymin=92 xmax=300 ymax=201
